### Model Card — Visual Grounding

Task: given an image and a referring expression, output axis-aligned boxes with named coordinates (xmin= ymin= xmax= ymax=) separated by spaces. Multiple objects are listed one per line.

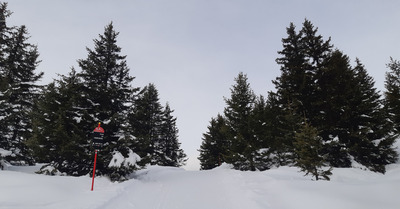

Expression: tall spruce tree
xmin=223 ymin=72 xmax=258 ymax=171
xmin=27 ymin=69 xmax=90 ymax=175
xmin=198 ymin=114 xmax=231 ymax=170
xmin=314 ymin=50 xmax=355 ymax=167
xmin=264 ymin=92 xmax=300 ymax=166
xmin=385 ymin=58 xmax=400 ymax=134
xmin=156 ymin=103 xmax=187 ymax=167
xmin=347 ymin=59 xmax=397 ymax=172
xmin=76 ymin=22 xmax=139 ymax=179
xmin=129 ymin=83 xmax=186 ymax=167
xmin=0 ymin=3 xmax=43 ymax=165
xmin=275 ymin=19 xmax=332 ymax=125
xmin=129 ymin=83 xmax=163 ymax=165
xmin=273 ymin=20 xmax=332 ymax=169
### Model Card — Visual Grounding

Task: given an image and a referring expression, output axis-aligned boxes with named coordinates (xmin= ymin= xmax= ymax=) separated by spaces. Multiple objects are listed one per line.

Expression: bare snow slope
xmin=1 ymin=164 xmax=400 ymax=209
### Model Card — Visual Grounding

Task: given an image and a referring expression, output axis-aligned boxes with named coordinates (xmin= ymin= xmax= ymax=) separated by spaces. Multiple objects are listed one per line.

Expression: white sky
xmin=7 ymin=0 xmax=400 ymax=170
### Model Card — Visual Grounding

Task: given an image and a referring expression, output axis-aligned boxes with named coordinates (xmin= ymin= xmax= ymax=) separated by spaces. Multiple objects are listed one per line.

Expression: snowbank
xmin=1 ymin=163 xmax=400 ymax=209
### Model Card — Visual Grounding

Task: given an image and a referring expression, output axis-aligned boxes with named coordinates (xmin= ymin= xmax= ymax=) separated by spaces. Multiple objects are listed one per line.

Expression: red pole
xmin=91 ymin=150 xmax=98 ymax=191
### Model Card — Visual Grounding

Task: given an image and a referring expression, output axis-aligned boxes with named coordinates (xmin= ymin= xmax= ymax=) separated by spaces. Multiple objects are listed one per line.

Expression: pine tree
xmin=223 ymin=72 xmax=257 ymax=171
xmin=198 ymin=114 xmax=231 ymax=170
xmin=385 ymin=57 xmax=400 ymax=134
xmin=274 ymin=20 xmax=397 ymax=172
xmin=274 ymin=19 xmax=332 ymax=123
xmin=266 ymin=92 xmax=300 ymax=166
xmin=129 ymin=83 xmax=163 ymax=165
xmin=347 ymin=59 xmax=397 ymax=172
xmin=314 ymin=50 xmax=354 ymax=167
xmin=27 ymin=69 xmax=90 ymax=175
xmin=76 ymin=22 xmax=139 ymax=179
xmin=0 ymin=2 xmax=10 ymax=168
xmin=294 ymin=121 xmax=332 ymax=181
xmin=273 ymin=19 xmax=332 ymax=168
xmin=0 ymin=4 xmax=43 ymax=165
xmin=156 ymin=103 xmax=187 ymax=167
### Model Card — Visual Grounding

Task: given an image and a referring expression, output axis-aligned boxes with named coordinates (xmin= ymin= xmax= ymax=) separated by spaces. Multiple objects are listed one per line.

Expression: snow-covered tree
xmin=198 ymin=114 xmax=230 ymax=170
xmin=156 ymin=103 xmax=187 ymax=167
xmin=0 ymin=3 xmax=43 ymax=165
xmin=223 ymin=72 xmax=258 ymax=171
xmin=130 ymin=84 xmax=186 ymax=167
xmin=28 ymin=69 xmax=90 ymax=175
xmin=76 ymin=22 xmax=140 ymax=178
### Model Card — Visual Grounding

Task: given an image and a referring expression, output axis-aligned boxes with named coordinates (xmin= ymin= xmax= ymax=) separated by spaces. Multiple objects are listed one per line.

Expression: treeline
xmin=199 ymin=20 xmax=400 ymax=180
xmin=0 ymin=3 xmax=186 ymax=181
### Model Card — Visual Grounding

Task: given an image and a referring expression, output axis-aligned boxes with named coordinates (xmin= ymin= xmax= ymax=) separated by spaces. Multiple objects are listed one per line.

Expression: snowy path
xmin=1 ymin=164 xmax=400 ymax=209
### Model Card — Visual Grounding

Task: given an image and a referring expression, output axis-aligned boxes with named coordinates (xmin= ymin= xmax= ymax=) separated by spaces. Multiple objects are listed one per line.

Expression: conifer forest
xmin=1 ymin=2 xmax=400 ymax=181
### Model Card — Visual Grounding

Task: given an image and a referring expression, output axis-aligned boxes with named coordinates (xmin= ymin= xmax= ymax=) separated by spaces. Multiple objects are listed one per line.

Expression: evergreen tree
xmin=314 ymin=50 xmax=355 ymax=167
xmin=266 ymin=92 xmax=301 ymax=166
xmin=0 ymin=4 xmax=43 ymax=165
xmin=347 ymin=59 xmax=397 ymax=172
xmin=273 ymin=19 xmax=333 ymax=168
xmin=156 ymin=103 xmax=187 ymax=167
xmin=27 ymin=69 xmax=90 ymax=175
xmin=223 ymin=72 xmax=257 ymax=171
xmin=274 ymin=19 xmax=332 ymax=124
xmin=250 ymin=95 xmax=271 ymax=170
xmin=0 ymin=2 xmax=10 ymax=168
xmin=76 ymin=22 xmax=139 ymax=179
xmin=294 ymin=121 xmax=332 ymax=181
xmin=198 ymin=114 xmax=231 ymax=170
xmin=129 ymin=83 xmax=163 ymax=165
xmin=274 ymin=20 xmax=397 ymax=172
xmin=385 ymin=57 xmax=400 ymax=134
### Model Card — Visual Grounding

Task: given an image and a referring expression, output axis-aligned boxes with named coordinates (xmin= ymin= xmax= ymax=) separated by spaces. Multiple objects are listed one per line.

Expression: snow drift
xmin=1 ymin=162 xmax=400 ymax=209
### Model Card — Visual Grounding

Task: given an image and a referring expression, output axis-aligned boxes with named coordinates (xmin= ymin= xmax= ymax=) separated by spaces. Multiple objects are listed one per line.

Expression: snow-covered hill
xmin=1 ymin=162 xmax=399 ymax=209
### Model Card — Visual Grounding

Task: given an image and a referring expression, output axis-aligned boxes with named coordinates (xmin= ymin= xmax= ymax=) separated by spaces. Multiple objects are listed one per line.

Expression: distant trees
xmin=129 ymin=83 xmax=187 ymax=167
xmin=199 ymin=19 xmax=398 ymax=179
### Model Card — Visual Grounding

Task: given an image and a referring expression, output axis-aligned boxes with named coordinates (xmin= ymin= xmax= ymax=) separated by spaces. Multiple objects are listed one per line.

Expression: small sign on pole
xmin=91 ymin=122 xmax=104 ymax=191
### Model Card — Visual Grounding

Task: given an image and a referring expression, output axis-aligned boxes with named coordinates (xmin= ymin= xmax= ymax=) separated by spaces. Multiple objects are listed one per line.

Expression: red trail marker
xmin=91 ymin=122 xmax=104 ymax=191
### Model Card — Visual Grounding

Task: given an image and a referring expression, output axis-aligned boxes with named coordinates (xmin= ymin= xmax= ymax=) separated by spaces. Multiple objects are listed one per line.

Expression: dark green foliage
xmin=294 ymin=122 xmax=332 ymax=181
xmin=274 ymin=20 xmax=332 ymax=123
xmin=266 ymin=94 xmax=301 ymax=166
xmin=129 ymin=83 xmax=163 ymax=165
xmin=347 ymin=59 xmax=397 ymax=172
xmin=273 ymin=19 xmax=397 ymax=173
xmin=75 ymin=22 xmax=139 ymax=179
xmin=223 ymin=72 xmax=258 ymax=171
xmin=157 ymin=103 xmax=187 ymax=167
xmin=385 ymin=58 xmax=400 ymax=134
xmin=129 ymin=84 xmax=186 ymax=167
xmin=27 ymin=69 xmax=90 ymax=175
xmin=0 ymin=3 xmax=43 ymax=165
xmin=198 ymin=114 xmax=230 ymax=170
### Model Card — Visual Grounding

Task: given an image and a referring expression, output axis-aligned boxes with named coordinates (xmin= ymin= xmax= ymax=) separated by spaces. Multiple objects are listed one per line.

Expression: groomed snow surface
xmin=1 ymin=161 xmax=400 ymax=209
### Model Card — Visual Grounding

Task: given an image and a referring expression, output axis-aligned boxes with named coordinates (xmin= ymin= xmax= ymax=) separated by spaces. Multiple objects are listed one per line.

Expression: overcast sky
xmin=7 ymin=0 xmax=400 ymax=170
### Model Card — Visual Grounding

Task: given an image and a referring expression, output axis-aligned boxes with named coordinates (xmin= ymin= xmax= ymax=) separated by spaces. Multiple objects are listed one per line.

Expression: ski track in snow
xmin=1 ymin=164 xmax=400 ymax=209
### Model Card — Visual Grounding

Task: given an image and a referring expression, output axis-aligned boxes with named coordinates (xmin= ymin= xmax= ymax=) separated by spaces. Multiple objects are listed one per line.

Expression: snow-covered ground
xmin=1 ymin=162 xmax=400 ymax=209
